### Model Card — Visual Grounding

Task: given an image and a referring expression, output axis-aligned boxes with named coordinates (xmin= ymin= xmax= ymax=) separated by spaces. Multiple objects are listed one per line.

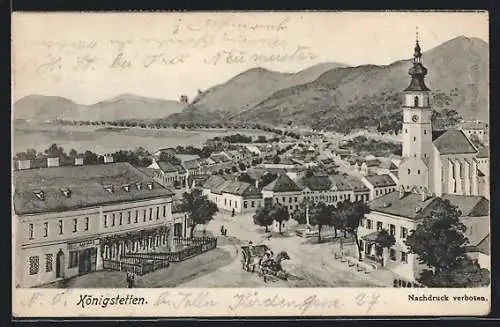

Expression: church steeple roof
xmin=405 ymin=30 xmax=430 ymax=92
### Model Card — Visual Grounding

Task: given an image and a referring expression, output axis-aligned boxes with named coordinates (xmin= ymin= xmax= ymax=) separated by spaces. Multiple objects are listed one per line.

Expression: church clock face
xmin=412 ymin=115 xmax=419 ymax=122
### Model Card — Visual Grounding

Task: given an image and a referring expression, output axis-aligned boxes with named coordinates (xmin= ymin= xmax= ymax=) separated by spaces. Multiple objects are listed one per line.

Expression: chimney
xmin=75 ymin=157 xmax=84 ymax=166
xmin=60 ymin=188 xmax=72 ymax=198
xmin=104 ymin=154 xmax=114 ymax=164
xmin=420 ymin=189 xmax=427 ymax=202
xmin=47 ymin=157 xmax=60 ymax=168
xmin=398 ymin=185 xmax=405 ymax=199
xmin=17 ymin=160 xmax=31 ymax=170
xmin=147 ymin=182 xmax=154 ymax=190
xmin=34 ymin=190 xmax=45 ymax=201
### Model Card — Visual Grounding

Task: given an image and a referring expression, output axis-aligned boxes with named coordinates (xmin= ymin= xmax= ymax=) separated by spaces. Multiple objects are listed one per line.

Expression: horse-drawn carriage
xmin=240 ymin=243 xmax=290 ymax=282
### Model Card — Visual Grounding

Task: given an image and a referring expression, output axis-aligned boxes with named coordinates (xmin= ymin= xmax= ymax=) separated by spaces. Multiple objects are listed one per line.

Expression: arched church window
xmin=424 ymin=130 xmax=427 ymax=134
xmin=414 ymin=96 xmax=419 ymax=107
xmin=418 ymin=170 xmax=420 ymax=174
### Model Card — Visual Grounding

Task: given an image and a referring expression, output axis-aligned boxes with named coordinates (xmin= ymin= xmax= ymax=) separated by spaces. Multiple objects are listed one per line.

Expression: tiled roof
xmin=433 ymin=129 xmax=478 ymax=155
xmin=365 ymin=174 xmax=397 ymax=188
xmin=218 ymin=181 xmax=261 ymax=197
xmin=262 ymin=174 xmax=302 ymax=192
xmin=460 ymin=121 xmax=488 ymax=130
xmin=156 ymin=161 xmax=180 ymax=173
xmin=378 ymin=161 xmax=398 ymax=170
xmin=298 ymin=176 xmax=332 ymax=191
xmin=461 ymin=216 xmax=489 ymax=252
xmin=183 ymin=160 xmax=201 ymax=170
xmin=202 ymin=175 xmax=227 ymax=190
xmin=176 ymin=154 xmax=200 ymax=162
xmin=369 ymin=192 xmax=489 ymax=220
xmin=477 ymin=147 xmax=489 ymax=158
xmin=13 ymin=162 xmax=174 ymax=215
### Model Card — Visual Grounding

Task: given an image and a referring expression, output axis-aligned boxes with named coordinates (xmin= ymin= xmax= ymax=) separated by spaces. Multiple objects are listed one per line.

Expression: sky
xmin=12 ymin=11 xmax=488 ymax=104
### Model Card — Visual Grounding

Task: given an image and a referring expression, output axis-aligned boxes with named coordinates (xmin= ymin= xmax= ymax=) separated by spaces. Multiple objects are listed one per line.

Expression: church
xmin=357 ymin=37 xmax=490 ymax=282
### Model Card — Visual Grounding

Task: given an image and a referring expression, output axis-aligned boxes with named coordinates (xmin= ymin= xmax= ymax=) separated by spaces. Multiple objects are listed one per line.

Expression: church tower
xmin=398 ymin=33 xmax=434 ymax=195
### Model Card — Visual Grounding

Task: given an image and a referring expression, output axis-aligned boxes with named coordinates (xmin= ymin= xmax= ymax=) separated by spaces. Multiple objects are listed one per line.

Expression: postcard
xmin=11 ymin=11 xmax=490 ymax=317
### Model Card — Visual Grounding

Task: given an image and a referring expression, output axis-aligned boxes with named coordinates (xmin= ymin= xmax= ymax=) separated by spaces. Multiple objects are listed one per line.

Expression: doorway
xmin=56 ymin=250 xmax=65 ymax=278
xmin=78 ymin=248 xmax=97 ymax=275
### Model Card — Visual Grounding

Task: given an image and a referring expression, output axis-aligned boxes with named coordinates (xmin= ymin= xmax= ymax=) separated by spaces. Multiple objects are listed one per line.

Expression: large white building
xmin=360 ymin=38 xmax=490 ymax=282
xmin=13 ymin=161 xmax=177 ymax=288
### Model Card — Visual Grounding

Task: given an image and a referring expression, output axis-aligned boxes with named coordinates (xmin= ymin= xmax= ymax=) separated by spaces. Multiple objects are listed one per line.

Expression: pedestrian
xmin=224 ymin=227 xmax=228 ymax=236
xmin=221 ymin=225 xmax=225 ymax=236
xmin=126 ymin=272 xmax=132 ymax=288
xmin=232 ymin=208 xmax=235 ymax=217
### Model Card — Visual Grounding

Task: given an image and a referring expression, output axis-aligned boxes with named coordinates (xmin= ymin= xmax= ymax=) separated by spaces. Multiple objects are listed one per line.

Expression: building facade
xmin=13 ymin=162 xmax=176 ymax=288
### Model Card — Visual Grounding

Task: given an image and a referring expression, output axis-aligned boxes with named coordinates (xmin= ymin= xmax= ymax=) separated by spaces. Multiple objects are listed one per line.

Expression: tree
xmin=375 ymin=229 xmax=396 ymax=266
xmin=309 ymin=202 xmax=333 ymax=243
xmin=180 ymin=189 xmax=218 ymax=238
xmin=404 ymin=199 xmax=488 ymax=287
xmin=253 ymin=205 xmax=274 ymax=232
xmin=269 ymin=204 xmax=290 ymax=234
xmin=337 ymin=200 xmax=371 ymax=260
xmin=418 ymin=258 xmax=490 ymax=287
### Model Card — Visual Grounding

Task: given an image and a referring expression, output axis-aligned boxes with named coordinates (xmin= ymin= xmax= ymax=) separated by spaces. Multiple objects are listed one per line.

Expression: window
xmin=143 ymin=210 xmax=147 ymax=222
xmin=229 ymin=200 xmax=232 ymax=207
xmin=401 ymin=252 xmax=408 ymax=263
xmin=414 ymin=96 xmax=419 ymax=107
xmin=417 ymin=170 xmax=420 ymax=175
xmin=244 ymin=201 xmax=248 ymax=208
xmin=235 ymin=202 xmax=238 ymax=208
xmin=289 ymin=197 xmax=292 ymax=203
xmin=405 ymin=129 xmax=408 ymax=133
xmin=73 ymin=218 xmax=78 ymax=232
xmin=85 ymin=217 xmax=89 ymax=231
xmin=149 ymin=208 xmax=153 ymax=220
xmin=376 ymin=221 xmax=383 ymax=231
xmin=294 ymin=197 xmax=298 ymax=203
xmin=119 ymin=212 xmax=123 ymax=225
xmin=163 ymin=206 xmax=166 ymax=217
xmin=112 ymin=214 xmax=116 ymax=226
xmin=29 ymin=223 xmax=34 ymax=240
xmin=282 ymin=197 xmax=286 ymax=202
xmin=389 ymin=224 xmax=395 ymax=236
xmin=390 ymin=249 xmax=396 ymax=261
xmin=366 ymin=219 xmax=372 ymax=229
xmin=401 ymin=227 xmax=408 ymax=238
xmin=251 ymin=201 xmax=255 ymax=207
xmin=408 ymin=169 xmax=411 ymax=175
xmin=29 ymin=256 xmax=39 ymax=275
xmin=225 ymin=199 xmax=227 ymax=205
xmin=424 ymin=130 xmax=427 ymax=134
xmin=69 ymin=251 xmax=78 ymax=268
xmin=58 ymin=220 xmax=63 ymax=235
xmin=45 ymin=254 xmax=53 ymax=272
xmin=156 ymin=207 xmax=160 ymax=220
xmin=413 ymin=137 xmax=416 ymax=141
xmin=127 ymin=211 xmax=131 ymax=224
xmin=44 ymin=222 xmax=48 ymax=237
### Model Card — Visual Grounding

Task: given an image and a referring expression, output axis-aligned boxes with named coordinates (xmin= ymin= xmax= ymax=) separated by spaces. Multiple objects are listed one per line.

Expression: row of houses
xmin=200 ymin=168 xmax=399 ymax=215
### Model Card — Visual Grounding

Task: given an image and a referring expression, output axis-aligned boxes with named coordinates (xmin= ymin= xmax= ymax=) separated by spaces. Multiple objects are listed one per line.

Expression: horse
xmin=259 ymin=251 xmax=291 ymax=282
xmin=240 ymin=244 xmax=271 ymax=272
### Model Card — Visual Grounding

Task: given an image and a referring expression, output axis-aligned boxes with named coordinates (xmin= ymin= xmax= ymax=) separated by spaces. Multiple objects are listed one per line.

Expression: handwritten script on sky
xmin=13 ymin=12 xmax=488 ymax=103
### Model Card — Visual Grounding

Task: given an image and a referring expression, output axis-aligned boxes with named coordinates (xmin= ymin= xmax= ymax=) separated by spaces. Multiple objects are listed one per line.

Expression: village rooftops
xmin=461 ymin=216 xmax=490 ymax=255
xmin=297 ymin=175 xmax=332 ymax=191
xmin=176 ymin=154 xmax=201 ymax=162
xmin=156 ymin=161 xmax=186 ymax=174
xmin=13 ymin=162 xmax=174 ymax=216
xmin=368 ymin=192 xmax=489 ymax=220
xmin=432 ymin=129 xmax=478 ymax=155
xmin=364 ymin=174 xmax=397 ymax=188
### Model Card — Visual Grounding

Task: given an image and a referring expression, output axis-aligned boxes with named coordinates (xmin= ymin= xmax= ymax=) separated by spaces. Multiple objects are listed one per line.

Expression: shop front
xmin=67 ymin=238 xmax=102 ymax=276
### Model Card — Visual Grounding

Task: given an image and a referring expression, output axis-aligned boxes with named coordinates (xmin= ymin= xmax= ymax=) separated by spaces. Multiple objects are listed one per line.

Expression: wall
xmin=17 ymin=196 xmax=173 ymax=288
xmin=359 ymin=211 xmax=419 ymax=281
xmin=263 ymin=190 xmax=302 ymax=212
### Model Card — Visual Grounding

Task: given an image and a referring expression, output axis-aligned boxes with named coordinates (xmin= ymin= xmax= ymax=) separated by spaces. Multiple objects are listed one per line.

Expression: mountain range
xmin=13 ymin=93 xmax=185 ymax=122
xmin=14 ymin=36 xmax=488 ymax=131
xmin=167 ymin=35 xmax=489 ymax=131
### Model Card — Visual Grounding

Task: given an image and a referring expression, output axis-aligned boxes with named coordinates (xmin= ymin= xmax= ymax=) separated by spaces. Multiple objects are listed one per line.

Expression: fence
xmin=103 ymin=259 xmax=170 ymax=276
xmin=123 ymin=237 xmax=218 ymax=263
